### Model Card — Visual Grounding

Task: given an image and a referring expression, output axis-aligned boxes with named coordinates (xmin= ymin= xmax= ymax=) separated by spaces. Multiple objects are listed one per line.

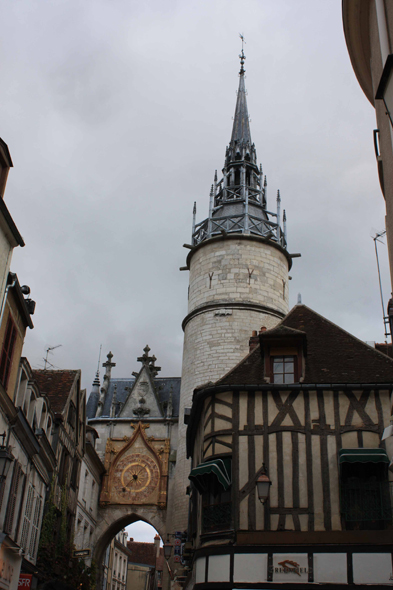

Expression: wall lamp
xmin=256 ymin=463 xmax=271 ymax=504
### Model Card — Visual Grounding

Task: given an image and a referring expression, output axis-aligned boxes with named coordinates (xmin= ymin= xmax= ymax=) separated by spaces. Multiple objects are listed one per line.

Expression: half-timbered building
xmin=185 ymin=304 xmax=393 ymax=589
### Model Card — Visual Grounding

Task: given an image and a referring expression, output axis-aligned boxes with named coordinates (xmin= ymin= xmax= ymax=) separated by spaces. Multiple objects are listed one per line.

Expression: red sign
xmin=18 ymin=574 xmax=32 ymax=588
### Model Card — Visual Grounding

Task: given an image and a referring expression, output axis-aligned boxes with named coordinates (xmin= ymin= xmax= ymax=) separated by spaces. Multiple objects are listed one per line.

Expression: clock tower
xmin=171 ymin=48 xmax=295 ymax=531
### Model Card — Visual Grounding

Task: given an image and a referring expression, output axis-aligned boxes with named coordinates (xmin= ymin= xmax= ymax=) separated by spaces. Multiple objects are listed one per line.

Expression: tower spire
xmin=231 ymin=37 xmax=251 ymax=145
xmin=190 ymin=46 xmax=288 ymax=252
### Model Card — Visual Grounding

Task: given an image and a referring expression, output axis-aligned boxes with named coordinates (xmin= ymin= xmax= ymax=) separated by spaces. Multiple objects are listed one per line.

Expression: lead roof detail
xmin=86 ymin=348 xmax=180 ymax=419
xmin=191 ymin=49 xmax=288 ymax=250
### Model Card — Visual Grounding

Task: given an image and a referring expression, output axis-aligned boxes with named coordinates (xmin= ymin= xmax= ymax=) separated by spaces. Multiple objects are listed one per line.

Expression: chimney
xmin=249 ymin=330 xmax=259 ymax=352
xmin=154 ymin=534 xmax=161 ymax=558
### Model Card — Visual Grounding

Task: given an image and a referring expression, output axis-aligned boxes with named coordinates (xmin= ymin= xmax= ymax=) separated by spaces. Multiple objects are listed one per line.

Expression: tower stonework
xmin=171 ymin=50 xmax=295 ymax=531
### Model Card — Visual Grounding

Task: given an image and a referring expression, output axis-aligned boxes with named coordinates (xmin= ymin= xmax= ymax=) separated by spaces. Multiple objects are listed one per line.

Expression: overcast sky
xmin=1 ymin=1 xmax=390 ymax=395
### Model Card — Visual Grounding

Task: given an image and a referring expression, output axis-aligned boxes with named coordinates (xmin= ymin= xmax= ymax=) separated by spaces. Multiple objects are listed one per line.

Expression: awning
xmin=339 ymin=448 xmax=390 ymax=465
xmin=189 ymin=459 xmax=231 ymax=493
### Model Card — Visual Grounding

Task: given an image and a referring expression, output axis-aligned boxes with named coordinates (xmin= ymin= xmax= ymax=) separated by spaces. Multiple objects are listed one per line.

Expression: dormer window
xmin=272 ymin=355 xmax=296 ymax=384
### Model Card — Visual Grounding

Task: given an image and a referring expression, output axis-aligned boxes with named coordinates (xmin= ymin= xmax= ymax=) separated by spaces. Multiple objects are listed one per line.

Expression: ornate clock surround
xmin=100 ymin=422 xmax=170 ymax=508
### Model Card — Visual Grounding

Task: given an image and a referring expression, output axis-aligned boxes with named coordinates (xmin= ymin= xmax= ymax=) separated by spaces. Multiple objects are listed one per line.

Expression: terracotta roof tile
xmin=127 ymin=541 xmax=156 ymax=566
xmin=33 ymin=370 xmax=80 ymax=414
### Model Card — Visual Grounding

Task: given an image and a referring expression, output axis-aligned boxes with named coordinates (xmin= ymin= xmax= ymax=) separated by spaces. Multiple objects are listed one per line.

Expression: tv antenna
xmin=372 ymin=230 xmax=390 ymax=340
xmin=43 ymin=344 xmax=62 ymax=370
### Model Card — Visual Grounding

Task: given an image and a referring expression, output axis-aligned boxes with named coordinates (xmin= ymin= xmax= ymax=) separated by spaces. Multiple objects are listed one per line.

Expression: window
xmin=0 ymin=316 xmax=17 ymax=389
xmin=189 ymin=457 xmax=232 ymax=534
xmin=339 ymin=449 xmax=392 ymax=530
xmin=67 ymin=403 xmax=76 ymax=430
xmin=272 ymin=356 xmax=295 ymax=384
xmin=20 ymin=485 xmax=34 ymax=552
xmin=4 ymin=462 xmax=23 ymax=535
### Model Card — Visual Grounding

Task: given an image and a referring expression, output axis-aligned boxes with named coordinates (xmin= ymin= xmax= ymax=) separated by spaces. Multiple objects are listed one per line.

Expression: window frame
xmin=271 ymin=355 xmax=297 ymax=384
xmin=0 ymin=315 xmax=17 ymax=390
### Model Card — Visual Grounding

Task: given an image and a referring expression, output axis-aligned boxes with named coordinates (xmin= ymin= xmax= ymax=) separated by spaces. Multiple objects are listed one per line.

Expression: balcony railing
xmin=341 ymin=481 xmax=392 ymax=526
xmin=202 ymin=502 xmax=232 ymax=533
xmin=192 ymin=213 xmax=286 ymax=248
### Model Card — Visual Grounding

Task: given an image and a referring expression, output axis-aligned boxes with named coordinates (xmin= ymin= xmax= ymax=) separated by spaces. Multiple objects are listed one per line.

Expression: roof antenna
xmin=43 ymin=344 xmax=62 ymax=370
xmin=97 ymin=344 xmax=102 ymax=377
xmin=297 ymin=293 xmax=302 ymax=304
xmin=372 ymin=230 xmax=390 ymax=339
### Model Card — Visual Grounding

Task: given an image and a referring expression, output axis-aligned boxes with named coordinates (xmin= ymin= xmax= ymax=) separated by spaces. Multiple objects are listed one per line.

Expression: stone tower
xmin=171 ymin=49 xmax=294 ymax=530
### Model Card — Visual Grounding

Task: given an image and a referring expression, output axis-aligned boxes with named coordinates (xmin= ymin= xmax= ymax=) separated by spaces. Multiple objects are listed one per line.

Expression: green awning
xmin=339 ymin=448 xmax=390 ymax=465
xmin=189 ymin=459 xmax=231 ymax=493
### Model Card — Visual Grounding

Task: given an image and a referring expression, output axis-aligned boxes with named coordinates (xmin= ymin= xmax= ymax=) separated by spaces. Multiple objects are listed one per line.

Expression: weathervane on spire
xmin=239 ymin=33 xmax=246 ymax=74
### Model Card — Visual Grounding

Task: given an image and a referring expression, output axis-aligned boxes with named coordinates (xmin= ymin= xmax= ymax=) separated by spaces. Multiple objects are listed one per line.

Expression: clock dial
xmin=113 ymin=452 xmax=160 ymax=502
xmin=122 ymin=461 xmax=151 ymax=492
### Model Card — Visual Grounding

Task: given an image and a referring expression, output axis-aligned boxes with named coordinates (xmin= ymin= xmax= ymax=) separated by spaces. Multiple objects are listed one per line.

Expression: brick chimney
xmin=249 ymin=330 xmax=259 ymax=352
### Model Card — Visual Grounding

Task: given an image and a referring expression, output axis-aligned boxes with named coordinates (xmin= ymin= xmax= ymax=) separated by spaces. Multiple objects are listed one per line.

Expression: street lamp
xmin=256 ymin=463 xmax=271 ymax=504
xmin=163 ymin=539 xmax=173 ymax=561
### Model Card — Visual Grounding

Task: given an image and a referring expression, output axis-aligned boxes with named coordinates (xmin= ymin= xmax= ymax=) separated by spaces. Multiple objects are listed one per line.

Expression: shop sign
xmin=18 ymin=575 xmax=31 ymax=589
xmin=73 ymin=549 xmax=91 ymax=558
xmin=269 ymin=555 xmax=310 ymax=581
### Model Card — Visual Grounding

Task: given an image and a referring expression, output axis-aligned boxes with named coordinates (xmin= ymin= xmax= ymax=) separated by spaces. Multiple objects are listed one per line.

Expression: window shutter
xmin=0 ymin=316 xmax=17 ymax=389
xmin=28 ymin=495 xmax=42 ymax=559
xmin=4 ymin=462 xmax=21 ymax=535
xmin=20 ymin=485 xmax=34 ymax=551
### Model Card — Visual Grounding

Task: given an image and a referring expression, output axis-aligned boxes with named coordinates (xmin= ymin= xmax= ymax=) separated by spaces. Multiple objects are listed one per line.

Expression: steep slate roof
xmin=87 ymin=376 xmax=181 ymax=419
xmin=215 ymin=305 xmax=393 ymax=386
xmin=33 ymin=370 xmax=80 ymax=414
xmin=231 ymin=65 xmax=251 ymax=145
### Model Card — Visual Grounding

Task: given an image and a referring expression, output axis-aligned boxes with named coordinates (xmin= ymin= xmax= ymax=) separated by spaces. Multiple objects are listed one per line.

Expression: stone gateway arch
xmin=86 ymin=348 xmax=181 ymax=588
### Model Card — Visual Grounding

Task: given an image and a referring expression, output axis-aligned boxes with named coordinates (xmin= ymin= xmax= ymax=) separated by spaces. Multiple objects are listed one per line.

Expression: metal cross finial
xmin=239 ymin=33 xmax=246 ymax=74
xmin=103 ymin=351 xmax=116 ymax=368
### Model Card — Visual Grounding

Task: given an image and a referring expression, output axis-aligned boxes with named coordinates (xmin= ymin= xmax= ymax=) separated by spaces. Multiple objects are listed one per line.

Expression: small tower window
xmin=235 ymin=170 xmax=241 ymax=185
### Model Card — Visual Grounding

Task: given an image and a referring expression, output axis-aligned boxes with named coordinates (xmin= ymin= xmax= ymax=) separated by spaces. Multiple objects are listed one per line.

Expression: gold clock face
xmin=114 ymin=452 xmax=160 ymax=502
xmin=121 ymin=460 xmax=151 ymax=492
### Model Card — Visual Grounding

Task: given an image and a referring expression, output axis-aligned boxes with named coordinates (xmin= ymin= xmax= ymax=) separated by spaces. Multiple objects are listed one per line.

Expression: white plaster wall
xmin=313 ymin=553 xmax=347 ymax=584
xmin=353 ymin=553 xmax=393 ymax=584
xmin=234 ymin=553 xmax=267 ymax=583
xmin=195 ymin=557 xmax=206 ymax=584
xmin=208 ymin=554 xmax=231 ymax=582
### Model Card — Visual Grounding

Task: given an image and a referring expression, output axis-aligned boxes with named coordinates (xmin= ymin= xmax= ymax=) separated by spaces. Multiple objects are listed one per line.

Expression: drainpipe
xmin=376 ymin=0 xmax=390 ymax=66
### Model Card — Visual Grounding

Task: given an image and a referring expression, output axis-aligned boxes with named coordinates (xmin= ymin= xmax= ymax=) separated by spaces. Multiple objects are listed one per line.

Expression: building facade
xmin=103 ymin=529 xmax=130 ymax=590
xmin=33 ymin=369 xmax=86 ymax=571
xmin=127 ymin=534 xmax=164 ymax=590
xmin=185 ymin=304 xmax=393 ymax=589
xmin=86 ymin=348 xmax=180 ymax=589
xmin=343 ymin=0 xmax=393 ymax=289
xmin=74 ymin=424 xmax=105 ymax=566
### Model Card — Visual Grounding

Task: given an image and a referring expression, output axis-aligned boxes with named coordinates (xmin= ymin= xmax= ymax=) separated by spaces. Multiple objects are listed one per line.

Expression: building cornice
xmin=185 ymin=233 xmax=293 ymax=270
xmin=182 ymin=301 xmax=286 ymax=331
xmin=342 ymin=0 xmax=374 ymax=104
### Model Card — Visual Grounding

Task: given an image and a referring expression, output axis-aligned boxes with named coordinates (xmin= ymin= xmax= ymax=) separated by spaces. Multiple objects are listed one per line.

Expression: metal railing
xmin=202 ymin=502 xmax=232 ymax=533
xmin=341 ymin=481 xmax=392 ymax=524
xmin=192 ymin=213 xmax=286 ymax=248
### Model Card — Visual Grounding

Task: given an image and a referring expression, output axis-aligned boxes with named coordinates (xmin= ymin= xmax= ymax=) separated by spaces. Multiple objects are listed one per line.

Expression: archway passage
xmin=92 ymin=505 xmax=167 ymax=590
